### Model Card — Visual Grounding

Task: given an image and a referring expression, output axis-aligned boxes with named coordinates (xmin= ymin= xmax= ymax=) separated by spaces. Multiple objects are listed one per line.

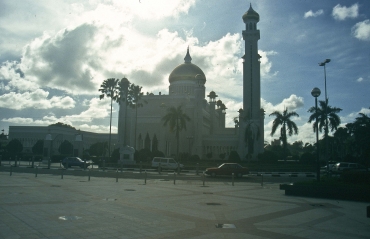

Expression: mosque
xmin=7 ymin=4 xmax=264 ymax=162
xmin=118 ymin=4 xmax=264 ymax=162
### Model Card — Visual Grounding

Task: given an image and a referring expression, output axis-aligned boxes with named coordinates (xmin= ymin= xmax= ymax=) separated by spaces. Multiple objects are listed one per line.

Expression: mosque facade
xmin=118 ymin=4 xmax=264 ymax=161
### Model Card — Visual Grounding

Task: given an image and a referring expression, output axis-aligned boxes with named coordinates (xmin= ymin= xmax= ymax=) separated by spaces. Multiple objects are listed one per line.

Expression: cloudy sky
xmin=1 ymin=0 xmax=369 ymax=145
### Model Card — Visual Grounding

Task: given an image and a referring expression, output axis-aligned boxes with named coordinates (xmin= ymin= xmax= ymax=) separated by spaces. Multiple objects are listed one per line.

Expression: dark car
xmin=62 ymin=157 xmax=91 ymax=168
xmin=204 ymin=163 xmax=249 ymax=178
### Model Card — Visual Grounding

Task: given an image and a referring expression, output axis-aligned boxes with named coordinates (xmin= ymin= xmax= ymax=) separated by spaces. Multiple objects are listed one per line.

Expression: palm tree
xmin=346 ymin=110 xmax=370 ymax=159
xmin=117 ymin=78 xmax=130 ymax=145
xmin=162 ymin=105 xmax=191 ymax=160
xmin=270 ymin=109 xmax=299 ymax=161
xmin=308 ymin=99 xmax=342 ymax=138
xmin=99 ymin=78 xmax=119 ymax=158
xmin=126 ymin=84 xmax=147 ymax=149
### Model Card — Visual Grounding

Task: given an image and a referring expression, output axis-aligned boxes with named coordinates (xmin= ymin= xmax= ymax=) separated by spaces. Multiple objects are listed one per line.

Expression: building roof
xmin=242 ymin=4 xmax=259 ymax=23
xmin=169 ymin=48 xmax=206 ymax=84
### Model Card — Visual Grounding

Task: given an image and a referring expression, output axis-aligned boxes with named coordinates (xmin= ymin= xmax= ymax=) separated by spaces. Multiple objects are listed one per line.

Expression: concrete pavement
xmin=0 ymin=172 xmax=369 ymax=239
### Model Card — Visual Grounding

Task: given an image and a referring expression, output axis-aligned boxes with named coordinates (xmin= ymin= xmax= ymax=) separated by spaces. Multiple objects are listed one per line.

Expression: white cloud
xmin=259 ymin=50 xmax=279 ymax=79
xmin=357 ymin=77 xmax=364 ymax=82
xmin=1 ymin=97 xmax=114 ymax=133
xmin=304 ymin=9 xmax=324 ymax=18
xmin=0 ymin=89 xmax=75 ymax=110
xmin=262 ymin=94 xmax=304 ymax=115
xmin=352 ymin=20 xmax=370 ymax=41
xmin=332 ymin=3 xmax=359 ymax=21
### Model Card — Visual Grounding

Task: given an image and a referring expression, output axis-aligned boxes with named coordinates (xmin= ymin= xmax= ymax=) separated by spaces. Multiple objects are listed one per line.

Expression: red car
xmin=204 ymin=163 xmax=249 ymax=178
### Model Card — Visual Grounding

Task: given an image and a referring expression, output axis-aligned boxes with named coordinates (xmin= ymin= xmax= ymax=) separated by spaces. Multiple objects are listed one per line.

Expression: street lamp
xmin=311 ymin=87 xmax=321 ymax=182
xmin=319 ymin=59 xmax=330 ymax=173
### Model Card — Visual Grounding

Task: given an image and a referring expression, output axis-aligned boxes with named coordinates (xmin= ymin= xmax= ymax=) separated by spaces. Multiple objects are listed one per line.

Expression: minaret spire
xmin=184 ymin=46 xmax=192 ymax=63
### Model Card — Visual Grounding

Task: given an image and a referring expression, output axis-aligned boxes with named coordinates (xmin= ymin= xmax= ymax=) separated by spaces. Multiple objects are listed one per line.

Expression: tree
xmin=58 ymin=140 xmax=73 ymax=155
xmin=162 ymin=105 xmax=191 ymax=160
xmin=48 ymin=122 xmax=75 ymax=130
xmin=88 ymin=142 xmax=108 ymax=157
xmin=228 ymin=151 xmax=241 ymax=163
xmin=99 ymin=78 xmax=119 ymax=158
xmin=308 ymin=99 xmax=342 ymax=137
xmin=333 ymin=127 xmax=350 ymax=160
xmin=270 ymin=108 xmax=299 ymax=162
xmin=117 ymin=78 xmax=130 ymax=145
xmin=32 ymin=140 xmax=44 ymax=155
xmin=6 ymin=139 xmax=23 ymax=156
xmin=127 ymin=83 xmax=147 ymax=148
xmin=346 ymin=110 xmax=370 ymax=163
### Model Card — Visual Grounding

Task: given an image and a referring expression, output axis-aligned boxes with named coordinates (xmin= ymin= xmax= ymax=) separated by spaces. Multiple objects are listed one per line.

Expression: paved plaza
xmin=0 ymin=172 xmax=369 ymax=239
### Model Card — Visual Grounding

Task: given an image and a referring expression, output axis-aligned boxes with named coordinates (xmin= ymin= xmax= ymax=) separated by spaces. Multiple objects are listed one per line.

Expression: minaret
xmin=239 ymin=4 xmax=264 ymax=160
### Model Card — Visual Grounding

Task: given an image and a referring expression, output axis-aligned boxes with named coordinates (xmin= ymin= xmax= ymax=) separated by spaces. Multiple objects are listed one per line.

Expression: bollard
xmin=232 ymin=173 xmax=234 ymax=186
xmin=10 ymin=166 xmax=12 ymax=176
xmin=140 ymin=161 xmax=142 ymax=173
xmin=196 ymin=163 xmax=199 ymax=175
xmin=202 ymin=173 xmax=205 ymax=186
xmin=144 ymin=170 xmax=147 ymax=185
xmin=174 ymin=171 xmax=176 ymax=185
xmin=61 ymin=169 xmax=64 ymax=179
xmin=261 ymin=174 xmax=264 ymax=187
xmin=158 ymin=163 xmax=161 ymax=174
xmin=88 ymin=169 xmax=91 ymax=181
xmin=15 ymin=156 xmax=18 ymax=167
xmin=116 ymin=169 xmax=118 ymax=182
xmin=35 ymin=166 xmax=38 ymax=177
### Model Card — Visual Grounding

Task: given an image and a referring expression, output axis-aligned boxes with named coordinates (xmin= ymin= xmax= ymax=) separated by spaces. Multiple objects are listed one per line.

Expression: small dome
xmin=169 ymin=48 xmax=206 ymax=84
xmin=207 ymin=91 xmax=218 ymax=98
xmin=242 ymin=4 xmax=259 ymax=23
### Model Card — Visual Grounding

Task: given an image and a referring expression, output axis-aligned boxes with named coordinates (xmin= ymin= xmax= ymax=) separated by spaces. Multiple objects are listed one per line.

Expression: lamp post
xmin=311 ymin=87 xmax=321 ymax=182
xmin=319 ymin=59 xmax=330 ymax=173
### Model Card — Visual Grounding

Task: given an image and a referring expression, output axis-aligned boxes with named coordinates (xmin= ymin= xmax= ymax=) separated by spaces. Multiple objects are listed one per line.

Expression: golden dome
xmin=169 ymin=48 xmax=206 ymax=84
xmin=242 ymin=4 xmax=259 ymax=23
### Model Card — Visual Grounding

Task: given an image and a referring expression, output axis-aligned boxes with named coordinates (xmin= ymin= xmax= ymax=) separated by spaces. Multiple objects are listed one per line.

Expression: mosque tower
xmin=238 ymin=4 xmax=264 ymax=160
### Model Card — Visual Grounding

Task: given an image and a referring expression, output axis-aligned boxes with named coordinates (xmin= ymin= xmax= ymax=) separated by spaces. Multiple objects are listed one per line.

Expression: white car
xmin=331 ymin=162 xmax=368 ymax=174
xmin=151 ymin=157 xmax=184 ymax=170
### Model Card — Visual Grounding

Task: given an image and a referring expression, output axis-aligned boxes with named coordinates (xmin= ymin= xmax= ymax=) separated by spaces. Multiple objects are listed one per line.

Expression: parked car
xmin=204 ymin=163 xmax=249 ymax=178
xmin=331 ymin=162 xmax=368 ymax=174
xmin=320 ymin=162 xmax=336 ymax=173
xmin=62 ymin=157 xmax=91 ymax=168
xmin=151 ymin=157 xmax=184 ymax=170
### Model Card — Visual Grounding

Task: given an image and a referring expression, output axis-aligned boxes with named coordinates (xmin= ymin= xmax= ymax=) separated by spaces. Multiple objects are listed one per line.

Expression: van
xmin=151 ymin=157 xmax=184 ymax=170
